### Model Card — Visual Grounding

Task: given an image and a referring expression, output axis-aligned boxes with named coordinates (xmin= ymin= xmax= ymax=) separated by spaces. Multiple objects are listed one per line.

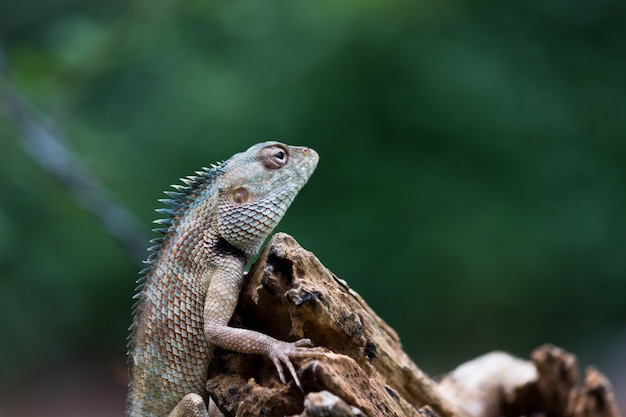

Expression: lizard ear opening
xmin=231 ymin=187 xmax=250 ymax=204
xmin=260 ymin=145 xmax=289 ymax=170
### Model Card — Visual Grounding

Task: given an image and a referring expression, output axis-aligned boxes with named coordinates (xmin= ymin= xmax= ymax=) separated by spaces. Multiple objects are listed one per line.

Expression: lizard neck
xmin=161 ymin=190 xmax=250 ymax=270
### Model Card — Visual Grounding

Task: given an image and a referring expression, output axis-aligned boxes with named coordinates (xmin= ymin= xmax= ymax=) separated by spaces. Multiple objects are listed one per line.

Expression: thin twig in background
xmin=0 ymin=47 xmax=148 ymax=265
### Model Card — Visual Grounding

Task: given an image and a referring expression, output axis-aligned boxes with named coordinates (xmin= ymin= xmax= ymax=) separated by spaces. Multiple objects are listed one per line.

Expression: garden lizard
xmin=126 ymin=141 xmax=320 ymax=417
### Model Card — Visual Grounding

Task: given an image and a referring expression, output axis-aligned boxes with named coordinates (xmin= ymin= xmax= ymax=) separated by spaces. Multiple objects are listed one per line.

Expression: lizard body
xmin=127 ymin=142 xmax=319 ymax=417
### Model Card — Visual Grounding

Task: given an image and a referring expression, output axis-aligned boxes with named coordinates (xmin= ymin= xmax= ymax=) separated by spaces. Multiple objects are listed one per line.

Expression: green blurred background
xmin=1 ymin=0 xmax=625 ymax=414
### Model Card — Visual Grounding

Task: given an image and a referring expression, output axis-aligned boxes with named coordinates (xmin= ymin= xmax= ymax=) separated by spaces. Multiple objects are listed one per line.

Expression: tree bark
xmin=207 ymin=233 xmax=621 ymax=417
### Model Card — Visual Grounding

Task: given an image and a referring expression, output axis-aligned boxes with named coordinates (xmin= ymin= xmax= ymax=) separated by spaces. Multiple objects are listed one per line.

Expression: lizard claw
xmin=293 ymin=338 xmax=313 ymax=348
xmin=268 ymin=338 xmax=326 ymax=390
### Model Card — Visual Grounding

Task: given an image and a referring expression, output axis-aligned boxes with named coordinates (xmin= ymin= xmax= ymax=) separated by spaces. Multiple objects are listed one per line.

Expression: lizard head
xmin=215 ymin=141 xmax=318 ymax=257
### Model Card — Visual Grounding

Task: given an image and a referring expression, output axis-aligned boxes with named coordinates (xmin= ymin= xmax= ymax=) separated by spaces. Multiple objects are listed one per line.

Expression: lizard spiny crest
xmin=128 ymin=161 xmax=226 ymax=338
xmin=144 ymin=162 xmax=226 ymax=266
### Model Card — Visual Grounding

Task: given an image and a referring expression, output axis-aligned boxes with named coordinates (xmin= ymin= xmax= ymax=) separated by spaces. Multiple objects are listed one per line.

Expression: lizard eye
xmin=231 ymin=187 xmax=250 ymax=204
xmin=260 ymin=145 xmax=289 ymax=169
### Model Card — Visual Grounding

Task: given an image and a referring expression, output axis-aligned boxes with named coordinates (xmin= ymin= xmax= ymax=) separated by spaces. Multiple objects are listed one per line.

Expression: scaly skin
xmin=127 ymin=142 xmax=319 ymax=417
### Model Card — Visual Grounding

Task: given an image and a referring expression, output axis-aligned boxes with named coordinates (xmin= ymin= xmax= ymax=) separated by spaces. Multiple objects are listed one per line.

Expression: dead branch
xmin=207 ymin=233 xmax=622 ymax=417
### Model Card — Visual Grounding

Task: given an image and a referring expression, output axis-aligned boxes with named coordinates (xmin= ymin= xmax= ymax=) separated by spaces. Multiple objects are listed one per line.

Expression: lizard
xmin=126 ymin=141 xmax=320 ymax=417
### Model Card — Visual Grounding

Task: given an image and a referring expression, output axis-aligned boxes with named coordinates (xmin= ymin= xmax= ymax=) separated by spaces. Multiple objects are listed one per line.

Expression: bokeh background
xmin=1 ymin=0 xmax=625 ymax=415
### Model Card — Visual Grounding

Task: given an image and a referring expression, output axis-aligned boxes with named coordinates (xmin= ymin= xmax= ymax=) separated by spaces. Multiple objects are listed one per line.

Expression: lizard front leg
xmin=203 ymin=258 xmax=321 ymax=389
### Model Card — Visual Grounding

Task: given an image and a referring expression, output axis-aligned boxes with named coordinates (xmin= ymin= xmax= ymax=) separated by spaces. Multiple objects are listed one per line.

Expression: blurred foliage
xmin=1 ymin=0 xmax=625 ymax=386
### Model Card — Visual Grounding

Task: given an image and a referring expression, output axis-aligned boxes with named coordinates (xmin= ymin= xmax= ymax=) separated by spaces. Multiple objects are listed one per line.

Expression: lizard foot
xmin=167 ymin=394 xmax=225 ymax=417
xmin=268 ymin=338 xmax=328 ymax=390
xmin=168 ymin=393 xmax=210 ymax=417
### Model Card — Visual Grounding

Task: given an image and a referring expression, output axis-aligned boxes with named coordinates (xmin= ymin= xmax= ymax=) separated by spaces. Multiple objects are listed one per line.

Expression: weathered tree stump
xmin=206 ymin=233 xmax=621 ymax=417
